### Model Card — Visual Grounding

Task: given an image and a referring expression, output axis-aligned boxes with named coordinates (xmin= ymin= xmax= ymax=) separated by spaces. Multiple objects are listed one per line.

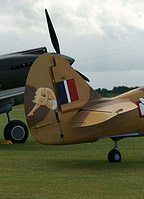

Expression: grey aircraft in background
xmin=0 ymin=9 xmax=88 ymax=144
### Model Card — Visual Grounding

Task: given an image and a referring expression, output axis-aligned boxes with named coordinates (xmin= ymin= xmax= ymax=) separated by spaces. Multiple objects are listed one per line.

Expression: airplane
xmin=24 ymin=9 xmax=144 ymax=163
xmin=0 ymin=10 xmax=90 ymax=144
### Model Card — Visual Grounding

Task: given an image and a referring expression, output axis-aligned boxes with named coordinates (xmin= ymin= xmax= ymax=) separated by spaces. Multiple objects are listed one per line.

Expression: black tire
xmin=108 ymin=149 xmax=121 ymax=163
xmin=4 ymin=120 xmax=29 ymax=143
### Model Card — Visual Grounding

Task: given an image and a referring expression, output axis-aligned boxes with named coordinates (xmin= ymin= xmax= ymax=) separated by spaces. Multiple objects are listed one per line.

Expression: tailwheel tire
xmin=108 ymin=149 xmax=121 ymax=163
xmin=4 ymin=120 xmax=29 ymax=143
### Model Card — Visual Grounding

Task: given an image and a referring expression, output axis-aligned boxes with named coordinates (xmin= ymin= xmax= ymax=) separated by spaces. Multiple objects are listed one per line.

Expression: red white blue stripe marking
xmin=56 ymin=79 xmax=79 ymax=105
xmin=138 ymin=98 xmax=144 ymax=117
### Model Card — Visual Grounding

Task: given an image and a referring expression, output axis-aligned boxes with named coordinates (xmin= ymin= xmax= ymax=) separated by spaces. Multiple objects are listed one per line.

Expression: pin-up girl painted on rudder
xmin=27 ymin=87 xmax=57 ymax=117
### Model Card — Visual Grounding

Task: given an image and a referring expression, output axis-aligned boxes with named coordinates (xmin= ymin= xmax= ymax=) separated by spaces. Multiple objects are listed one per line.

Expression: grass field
xmin=0 ymin=106 xmax=144 ymax=199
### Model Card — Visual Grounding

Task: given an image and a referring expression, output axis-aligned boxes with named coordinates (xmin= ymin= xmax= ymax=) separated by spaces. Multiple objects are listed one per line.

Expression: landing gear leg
xmin=3 ymin=112 xmax=29 ymax=143
xmin=108 ymin=140 xmax=121 ymax=163
xmin=6 ymin=112 xmax=12 ymax=122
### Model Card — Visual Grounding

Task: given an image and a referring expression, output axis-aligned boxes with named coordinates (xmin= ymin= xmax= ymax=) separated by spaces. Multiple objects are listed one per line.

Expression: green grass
xmin=0 ymin=105 xmax=144 ymax=198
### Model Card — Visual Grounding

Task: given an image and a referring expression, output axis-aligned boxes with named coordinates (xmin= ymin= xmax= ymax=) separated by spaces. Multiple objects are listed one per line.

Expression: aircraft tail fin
xmin=24 ymin=53 xmax=101 ymax=144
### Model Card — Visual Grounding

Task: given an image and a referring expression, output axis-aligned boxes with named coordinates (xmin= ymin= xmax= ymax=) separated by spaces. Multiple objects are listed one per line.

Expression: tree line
xmin=95 ymin=86 xmax=138 ymax=97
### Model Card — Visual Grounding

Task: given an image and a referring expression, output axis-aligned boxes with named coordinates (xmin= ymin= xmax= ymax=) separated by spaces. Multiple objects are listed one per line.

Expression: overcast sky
xmin=0 ymin=0 xmax=144 ymax=89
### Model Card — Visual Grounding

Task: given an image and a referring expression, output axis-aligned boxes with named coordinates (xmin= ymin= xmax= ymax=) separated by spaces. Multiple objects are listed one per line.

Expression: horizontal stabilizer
xmin=71 ymin=99 xmax=137 ymax=127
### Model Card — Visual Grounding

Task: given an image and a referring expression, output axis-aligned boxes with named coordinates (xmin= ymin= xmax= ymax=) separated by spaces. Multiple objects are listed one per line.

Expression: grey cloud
xmin=0 ymin=0 xmax=144 ymax=89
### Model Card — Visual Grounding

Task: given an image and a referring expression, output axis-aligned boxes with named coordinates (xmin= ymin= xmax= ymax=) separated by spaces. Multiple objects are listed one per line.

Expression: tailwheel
xmin=108 ymin=149 xmax=121 ymax=163
xmin=4 ymin=120 xmax=29 ymax=144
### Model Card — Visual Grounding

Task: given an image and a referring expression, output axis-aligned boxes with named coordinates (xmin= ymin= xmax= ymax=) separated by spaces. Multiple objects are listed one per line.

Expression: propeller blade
xmin=75 ymin=70 xmax=90 ymax=82
xmin=45 ymin=9 xmax=90 ymax=82
xmin=45 ymin=9 xmax=60 ymax=54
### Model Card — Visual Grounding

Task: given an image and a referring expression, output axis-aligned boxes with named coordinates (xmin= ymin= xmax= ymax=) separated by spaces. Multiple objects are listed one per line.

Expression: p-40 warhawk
xmin=24 ymin=10 xmax=144 ymax=163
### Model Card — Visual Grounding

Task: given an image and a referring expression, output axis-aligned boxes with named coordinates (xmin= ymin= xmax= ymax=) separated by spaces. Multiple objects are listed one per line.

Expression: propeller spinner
xmin=45 ymin=9 xmax=90 ymax=82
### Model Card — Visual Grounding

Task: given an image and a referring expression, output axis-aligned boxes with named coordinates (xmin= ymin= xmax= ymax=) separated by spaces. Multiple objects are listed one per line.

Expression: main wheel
xmin=108 ymin=149 xmax=121 ymax=163
xmin=4 ymin=120 xmax=29 ymax=143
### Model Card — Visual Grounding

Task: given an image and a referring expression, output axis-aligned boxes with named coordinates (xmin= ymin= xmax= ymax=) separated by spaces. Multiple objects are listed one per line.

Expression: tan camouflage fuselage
xmin=24 ymin=53 xmax=144 ymax=145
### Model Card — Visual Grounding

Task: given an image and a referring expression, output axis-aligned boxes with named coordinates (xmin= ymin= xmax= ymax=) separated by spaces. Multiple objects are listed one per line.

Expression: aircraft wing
xmin=0 ymin=87 xmax=24 ymax=114
xmin=0 ymin=87 xmax=24 ymax=100
xmin=71 ymin=99 xmax=137 ymax=127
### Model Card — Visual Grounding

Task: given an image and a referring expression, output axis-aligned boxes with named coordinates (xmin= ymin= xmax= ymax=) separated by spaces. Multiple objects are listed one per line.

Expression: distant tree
xmin=95 ymin=86 xmax=138 ymax=97
xmin=112 ymin=86 xmax=138 ymax=94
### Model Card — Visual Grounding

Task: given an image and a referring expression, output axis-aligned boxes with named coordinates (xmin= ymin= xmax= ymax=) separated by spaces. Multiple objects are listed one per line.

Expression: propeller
xmin=45 ymin=9 xmax=60 ymax=54
xmin=75 ymin=70 xmax=90 ymax=82
xmin=45 ymin=9 xmax=90 ymax=82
